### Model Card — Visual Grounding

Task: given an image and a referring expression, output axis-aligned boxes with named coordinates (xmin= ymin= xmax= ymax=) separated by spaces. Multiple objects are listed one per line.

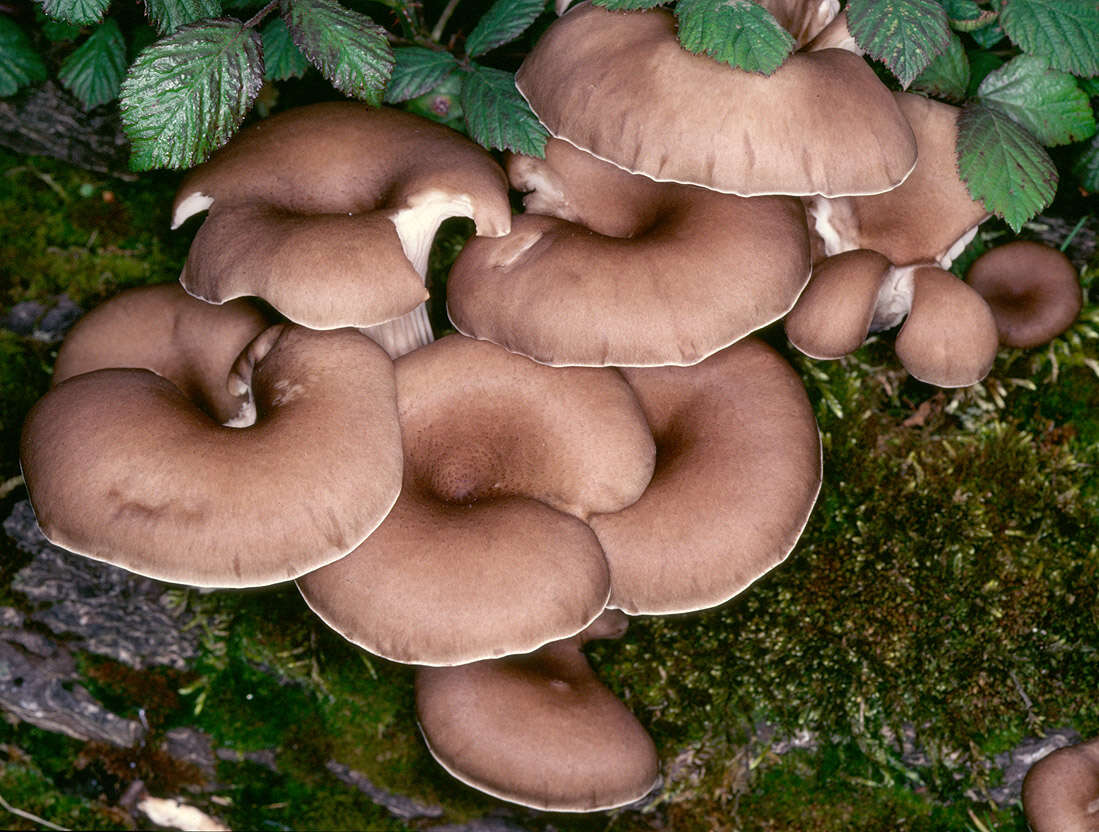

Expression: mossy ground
xmin=0 ymin=147 xmax=1097 ymax=830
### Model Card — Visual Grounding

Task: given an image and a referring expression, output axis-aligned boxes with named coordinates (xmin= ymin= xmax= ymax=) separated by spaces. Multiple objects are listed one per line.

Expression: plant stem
xmin=244 ymin=0 xmax=279 ymax=30
xmin=1061 ymin=214 xmax=1092 ymax=252
xmin=431 ymin=0 xmax=462 ymax=42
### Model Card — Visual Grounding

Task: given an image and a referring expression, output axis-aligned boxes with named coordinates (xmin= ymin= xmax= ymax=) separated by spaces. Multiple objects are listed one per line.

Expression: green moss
xmin=0 ymin=331 xmax=51 ymax=479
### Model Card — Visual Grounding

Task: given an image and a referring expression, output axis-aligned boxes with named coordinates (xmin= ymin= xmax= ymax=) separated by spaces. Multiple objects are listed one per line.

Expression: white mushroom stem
xmin=362 ymin=191 xmax=485 ymax=359
xmin=870 ymin=264 xmax=918 ymax=332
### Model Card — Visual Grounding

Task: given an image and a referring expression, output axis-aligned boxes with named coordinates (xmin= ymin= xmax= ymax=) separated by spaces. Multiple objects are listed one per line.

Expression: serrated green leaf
xmin=957 ymin=102 xmax=1057 ymax=233
xmin=978 ymin=54 xmax=1096 ymax=146
xmin=912 ymin=32 xmax=969 ymax=102
xmin=283 ymin=0 xmax=392 ymax=105
xmin=119 ymin=19 xmax=263 ymax=170
xmin=404 ymin=71 xmax=465 ymax=130
xmin=1074 ymin=132 xmax=1099 ymax=192
xmin=943 ymin=0 xmax=998 ymax=30
xmin=846 ymin=0 xmax=950 ymax=88
xmin=970 ymin=21 xmax=1005 ymax=48
xmin=465 ymin=0 xmax=546 ymax=58
xmin=999 ymin=0 xmax=1099 ymax=78
xmin=40 ymin=0 xmax=111 ymax=25
xmin=58 ymin=19 xmax=127 ymax=109
xmin=0 ymin=17 xmax=47 ymax=96
xmin=260 ymin=17 xmax=309 ymax=81
xmin=460 ymin=64 xmax=548 ymax=156
xmin=675 ymin=0 xmax=794 ymax=75
xmin=592 ymin=0 xmax=665 ymax=9
xmin=384 ymin=46 xmax=459 ymax=103
xmin=144 ymin=0 xmax=222 ymax=34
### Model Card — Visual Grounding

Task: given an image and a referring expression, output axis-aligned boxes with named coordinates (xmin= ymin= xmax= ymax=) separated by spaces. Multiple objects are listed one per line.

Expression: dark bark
xmin=0 ymin=82 xmax=136 ymax=181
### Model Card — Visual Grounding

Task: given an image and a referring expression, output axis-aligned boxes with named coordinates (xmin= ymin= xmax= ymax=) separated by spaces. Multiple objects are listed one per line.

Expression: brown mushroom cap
xmin=172 ymin=103 xmax=510 ymax=332
xmin=589 ymin=337 xmax=821 ymax=615
xmin=894 ymin=266 xmax=999 ymax=387
xmin=52 ymin=283 xmax=270 ymax=424
xmin=1022 ymin=737 xmax=1099 ymax=832
xmin=806 ymin=93 xmax=990 ymax=268
xmin=297 ymin=335 xmax=655 ymax=666
xmin=784 ymin=249 xmax=893 ymax=359
xmin=966 ymin=241 xmax=1082 ymax=348
xmin=758 ymin=0 xmax=839 ymax=48
xmin=415 ymin=610 xmax=660 ymax=811
xmin=21 ymin=325 xmax=403 ymax=587
xmin=447 ymin=138 xmax=811 ymax=367
xmin=516 ymin=3 xmax=916 ymax=197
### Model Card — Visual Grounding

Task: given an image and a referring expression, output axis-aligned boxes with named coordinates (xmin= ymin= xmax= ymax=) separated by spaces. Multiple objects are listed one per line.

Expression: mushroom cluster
xmin=17 ymin=0 xmax=1084 ymax=815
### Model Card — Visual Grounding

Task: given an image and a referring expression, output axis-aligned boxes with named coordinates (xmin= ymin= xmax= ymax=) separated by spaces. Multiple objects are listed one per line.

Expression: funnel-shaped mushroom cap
xmin=1023 ymin=737 xmax=1099 ymax=832
xmin=416 ymin=610 xmax=659 ymax=811
xmin=52 ymin=283 xmax=269 ymax=424
xmin=297 ymin=335 xmax=655 ymax=666
xmin=966 ymin=241 xmax=1082 ymax=348
xmin=785 ymin=249 xmax=892 ymax=359
xmin=808 ymin=93 xmax=990 ymax=268
xmin=894 ymin=266 xmax=999 ymax=387
xmin=516 ymin=3 xmax=916 ymax=197
xmin=448 ymin=139 xmax=811 ymax=367
xmin=21 ymin=325 xmax=402 ymax=587
xmin=589 ymin=338 xmax=821 ymax=615
xmin=173 ymin=103 xmax=511 ymax=330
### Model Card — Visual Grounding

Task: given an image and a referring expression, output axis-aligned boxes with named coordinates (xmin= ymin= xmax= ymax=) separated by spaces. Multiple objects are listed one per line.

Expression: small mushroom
xmin=965 ymin=240 xmax=1082 ymax=348
xmin=447 ymin=138 xmax=811 ymax=367
xmin=589 ymin=337 xmax=822 ymax=615
xmin=515 ymin=3 xmax=917 ymax=197
xmin=172 ymin=103 xmax=511 ymax=357
xmin=297 ymin=335 xmax=655 ymax=665
xmin=21 ymin=325 xmax=403 ymax=587
xmin=415 ymin=609 xmax=660 ymax=811
xmin=1022 ymin=737 xmax=1099 ymax=832
xmin=51 ymin=283 xmax=270 ymax=425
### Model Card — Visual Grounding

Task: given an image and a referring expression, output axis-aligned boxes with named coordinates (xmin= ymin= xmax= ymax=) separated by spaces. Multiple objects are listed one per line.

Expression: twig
xmin=243 ymin=0 xmax=279 ymax=30
xmin=431 ymin=0 xmax=462 ymax=42
xmin=0 ymin=793 xmax=70 ymax=832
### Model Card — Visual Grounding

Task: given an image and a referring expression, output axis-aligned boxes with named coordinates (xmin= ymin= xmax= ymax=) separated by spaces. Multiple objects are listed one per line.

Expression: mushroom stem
xmin=358 ymin=305 xmax=434 ymax=359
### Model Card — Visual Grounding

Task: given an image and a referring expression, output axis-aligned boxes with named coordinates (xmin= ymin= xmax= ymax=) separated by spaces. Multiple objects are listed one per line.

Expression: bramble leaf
xmin=1074 ymin=133 xmax=1099 ymax=192
xmin=957 ymin=102 xmax=1057 ymax=233
xmin=0 ymin=17 xmax=47 ymax=96
xmin=40 ymin=0 xmax=111 ymax=26
xmin=675 ymin=0 xmax=794 ymax=75
xmin=846 ymin=0 xmax=950 ymax=88
xmin=460 ymin=64 xmax=548 ymax=156
xmin=261 ymin=17 xmax=309 ymax=81
xmin=119 ymin=19 xmax=263 ymax=170
xmin=943 ymin=0 xmax=997 ymax=30
xmin=999 ymin=0 xmax=1099 ymax=78
xmin=384 ymin=46 xmax=459 ymax=103
xmin=58 ymin=18 xmax=127 ymax=109
xmin=912 ymin=32 xmax=969 ymax=102
xmin=144 ymin=0 xmax=223 ymax=35
xmin=978 ymin=55 xmax=1096 ymax=147
xmin=970 ymin=21 xmax=1005 ymax=48
xmin=1081 ymin=77 xmax=1099 ymax=98
xmin=465 ymin=0 xmax=546 ymax=58
xmin=283 ymin=0 xmax=393 ymax=105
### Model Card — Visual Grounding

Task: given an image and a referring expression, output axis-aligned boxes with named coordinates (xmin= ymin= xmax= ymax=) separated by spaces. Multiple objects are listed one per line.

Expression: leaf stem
xmin=1060 ymin=214 xmax=1092 ymax=253
xmin=243 ymin=0 xmax=279 ymax=30
xmin=431 ymin=0 xmax=462 ymax=42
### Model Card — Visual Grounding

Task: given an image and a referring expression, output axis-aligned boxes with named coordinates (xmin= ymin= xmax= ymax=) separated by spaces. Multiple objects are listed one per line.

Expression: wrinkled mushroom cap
xmin=52 ymin=283 xmax=269 ymax=424
xmin=516 ymin=3 xmax=916 ymax=197
xmin=448 ymin=138 xmax=811 ymax=367
xmin=894 ymin=266 xmax=999 ymax=387
xmin=298 ymin=335 xmax=655 ymax=665
xmin=966 ymin=241 xmax=1082 ymax=348
xmin=415 ymin=610 xmax=660 ymax=811
xmin=1022 ymin=737 xmax=1099 ymax=832
xmin=22 ymin=325 xmax=403 ymax=587
xmin=173 ymin=103 xmax=510 ymax=330
xmin=590 ymin=337 xmax=822 ymax=615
